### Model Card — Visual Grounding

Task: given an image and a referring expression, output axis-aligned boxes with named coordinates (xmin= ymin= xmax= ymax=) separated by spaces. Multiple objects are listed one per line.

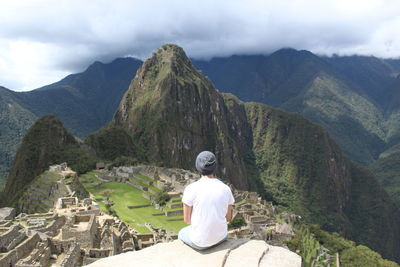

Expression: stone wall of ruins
xmin=34 ymin=215 xmax=66 ymax=236
xmin=49 ymin=239 xmax=75 ymax=255
xmin=59 ymin=243 xmax=80 ymax=267
xmin=0 ymin=233 xmax=40 ymax=267
xmin=61 ymin=214 xmax=98 ymax=248
xmin=0 ymin=224 xmax=25 ymax=251
xmin=15 ymin=241 xmax=51 ymax=267
xmin=110 ymin=165 xmax=197 ymax=193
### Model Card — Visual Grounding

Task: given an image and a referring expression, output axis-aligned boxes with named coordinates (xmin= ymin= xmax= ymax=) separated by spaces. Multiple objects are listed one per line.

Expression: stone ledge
xmin=85 ymin=239 xmax=301 ymax=267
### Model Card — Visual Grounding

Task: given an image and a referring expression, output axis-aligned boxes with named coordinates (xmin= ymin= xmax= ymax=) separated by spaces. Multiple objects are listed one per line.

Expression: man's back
xmin=178 ymin=151 xmax=234 ymax=249
xmin=182 ymin=177 xmax=234 ymax=247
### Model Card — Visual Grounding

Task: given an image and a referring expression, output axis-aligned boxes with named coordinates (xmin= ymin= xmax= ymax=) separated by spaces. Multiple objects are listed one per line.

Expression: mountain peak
xmin=139 ymin=43 xmax=195 ymax=79
xmin=158 ymin=43 xmax=187 ymax=57
xmin=116 ymin=43 xmax=207 ymax=108
xmin=155 ymin=43 xmax=189 ymax=62
xmin=110 ymin=44 xmax=254 ymax=189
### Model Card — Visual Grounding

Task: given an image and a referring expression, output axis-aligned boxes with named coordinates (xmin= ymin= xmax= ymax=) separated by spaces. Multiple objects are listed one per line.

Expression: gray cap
xmin=195 ymin=151 xmax=217 ymax=175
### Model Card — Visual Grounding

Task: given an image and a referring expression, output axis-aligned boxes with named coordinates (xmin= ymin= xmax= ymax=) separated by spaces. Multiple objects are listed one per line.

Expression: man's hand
xmin=183 ymin=203 xmax=192 ymax=224
xmin=226 ymin=204 xmax=233 ymax=223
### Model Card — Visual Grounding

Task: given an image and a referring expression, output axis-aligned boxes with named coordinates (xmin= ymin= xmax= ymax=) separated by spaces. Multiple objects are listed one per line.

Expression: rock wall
xmin=0 ymin=233 xmax=40 ymax=267
xmin=60 ymin=243 xmax=80 ymax=267
xmin=15 ymin=241 xmax=51 ymax=267
xmin=0 ymin=224 xmax=24 ymax=251
xmin=34 ymin=215 xmax=66 ymax=236
xmin=61 ymin=214 xmax=97 ymax=248
xmin=86 ymin=239 xmax=301 ymax=267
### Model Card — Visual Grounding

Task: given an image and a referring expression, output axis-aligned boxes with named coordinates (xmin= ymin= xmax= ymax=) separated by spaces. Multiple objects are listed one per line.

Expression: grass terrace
xmin=79 ymin=171 xmax=185 ymax=233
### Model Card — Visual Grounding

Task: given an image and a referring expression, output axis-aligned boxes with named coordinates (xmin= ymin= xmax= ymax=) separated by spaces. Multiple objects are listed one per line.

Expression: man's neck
xmin=202 ymin=174 xmax=214 ymax=178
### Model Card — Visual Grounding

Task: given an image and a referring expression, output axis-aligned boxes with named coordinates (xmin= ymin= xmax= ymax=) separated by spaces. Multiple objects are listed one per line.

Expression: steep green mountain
xmin=92 ymin=45 xmax=257 ymax=189
xmin=0 ymin=86 xmax=37 ymax=190
xmin=367 ymin=76 xmax=400 ymax=206
xmin=385 ymin=59 xmax=400 ymax=73
xmin=324 ymin=55 xmax=398 ymax=106
xmin=371 ymin=147 xmax=400 ymax=207
xmin=385 ymin=75 xmax=400 ymax=145
xmin=194 ymin=53 xmax=400 ymax=210
xmin=372 ymin=72 xmax=400 ymax=205
xmin=0 ymin=58 xmax=142 ymax=186
xmin=281 ymin=71 xmax=386 ymax=164
xmin=193 ymin=52 xmax=388 ymax=165
xmin=88 ymin=44 xmax=400 ymax=262
xmin=1 ymin=115 xmax=96 ymax=208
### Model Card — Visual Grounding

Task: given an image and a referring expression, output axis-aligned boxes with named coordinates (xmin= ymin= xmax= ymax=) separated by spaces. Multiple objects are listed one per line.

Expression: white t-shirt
xmin=182 ymin=177 xmax=235 ymax=247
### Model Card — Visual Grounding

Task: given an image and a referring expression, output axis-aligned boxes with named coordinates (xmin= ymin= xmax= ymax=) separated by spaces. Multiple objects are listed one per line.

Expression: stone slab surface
xmin=224 ymin=240 xmax=268 ymax=267
xmin=259 ymin=244 xmax=302 ymax=267
xmin=86 ymin=239 xmax=301 ymax=267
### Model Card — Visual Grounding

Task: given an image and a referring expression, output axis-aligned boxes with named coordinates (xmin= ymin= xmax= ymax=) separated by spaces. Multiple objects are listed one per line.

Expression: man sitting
xmin=178 ymin=151 xmax=235 ymax=250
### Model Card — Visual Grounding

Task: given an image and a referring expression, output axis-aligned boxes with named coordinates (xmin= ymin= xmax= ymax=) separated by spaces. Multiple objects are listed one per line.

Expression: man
xmin=178 ymin=151 xmax=235 ymax=250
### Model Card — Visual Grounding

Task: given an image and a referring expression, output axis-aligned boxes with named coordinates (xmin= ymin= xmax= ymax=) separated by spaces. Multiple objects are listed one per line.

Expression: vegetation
xmin=109 ymin=156 xmax=139 ymax=169
xmin=228 ymin=218 xmax=246 ymax=229
xmin=287 ymin=224 xmax=399 ymax=267
xmin=1 ymin=115 xmax=77 ymax=206
xmin=2 ymin=44 xmax=400 ymax=264
xmin=0 ymin=58 xmax=142 ymax=187
xmin=371 ymin=149 xmax=400 ymax=206
xmin=1 ymin=115 xmax=97 ymax=207
xmin=152 ymin=189 xmax=171 ymax=206
xmin=86 ymin=44 xmax=400 ymax=263
xmin=340 ymin=246 xmax=398 ymax=267
xmin=0 ymin=86 xmax=37 ymax=189
xmin=80 ymin=172 xmax=185 ymax=233
xmin=85 ymin=126 xmax=138 ymax=161
xmin=193 ymin=52 xmax=397 ymax=166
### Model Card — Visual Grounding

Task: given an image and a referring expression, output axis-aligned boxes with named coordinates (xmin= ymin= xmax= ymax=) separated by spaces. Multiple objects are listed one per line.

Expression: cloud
xmin=0 ymin=0 xmax=399 ymax=91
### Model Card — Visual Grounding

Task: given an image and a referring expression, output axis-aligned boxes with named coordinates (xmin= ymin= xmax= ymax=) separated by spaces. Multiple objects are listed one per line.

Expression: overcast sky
xmin=1 ymin=0 xmax=399 ymax=91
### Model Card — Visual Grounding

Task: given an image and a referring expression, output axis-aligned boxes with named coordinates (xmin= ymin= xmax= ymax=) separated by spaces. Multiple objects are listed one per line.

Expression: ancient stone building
xmin=0 ymin=163 xmax=301 ymax=266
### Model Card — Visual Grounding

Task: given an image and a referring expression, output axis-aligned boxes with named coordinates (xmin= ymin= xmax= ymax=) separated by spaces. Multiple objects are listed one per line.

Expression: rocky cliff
xmin=86 ymin=239 xmax=301 ymax=267
xmin=108 ymin=44 xmax=256 ymax=189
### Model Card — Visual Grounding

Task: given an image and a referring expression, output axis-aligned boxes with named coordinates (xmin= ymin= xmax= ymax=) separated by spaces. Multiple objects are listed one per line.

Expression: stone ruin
xmin=97 ymin=165 xmax=297 ymax=247
xmin=0 ymin=196 xmax=167 ymax=267
xmin=228 ymin=191 xmax=298 ymax=246
xmin=0 ymin=163 xmax=301 ymax=266
xmin=0 ymin=164 xmax=182 ymax=266
xmin=97 ymin=165 xmax=198 ymax=193
xmin=49 ymin=162 xmax=77 ymax=179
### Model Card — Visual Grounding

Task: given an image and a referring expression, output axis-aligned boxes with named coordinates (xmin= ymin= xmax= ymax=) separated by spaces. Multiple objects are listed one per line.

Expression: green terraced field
xmin=79 ymin=172 xmax=185 ymax=233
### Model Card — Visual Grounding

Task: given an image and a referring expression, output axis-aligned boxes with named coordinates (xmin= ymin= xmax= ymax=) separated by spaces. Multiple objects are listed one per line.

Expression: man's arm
xmin=226 ymin=204 xmax=233 ymax=223
xmin=183 ymin=203 xmax=192 ymax=224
